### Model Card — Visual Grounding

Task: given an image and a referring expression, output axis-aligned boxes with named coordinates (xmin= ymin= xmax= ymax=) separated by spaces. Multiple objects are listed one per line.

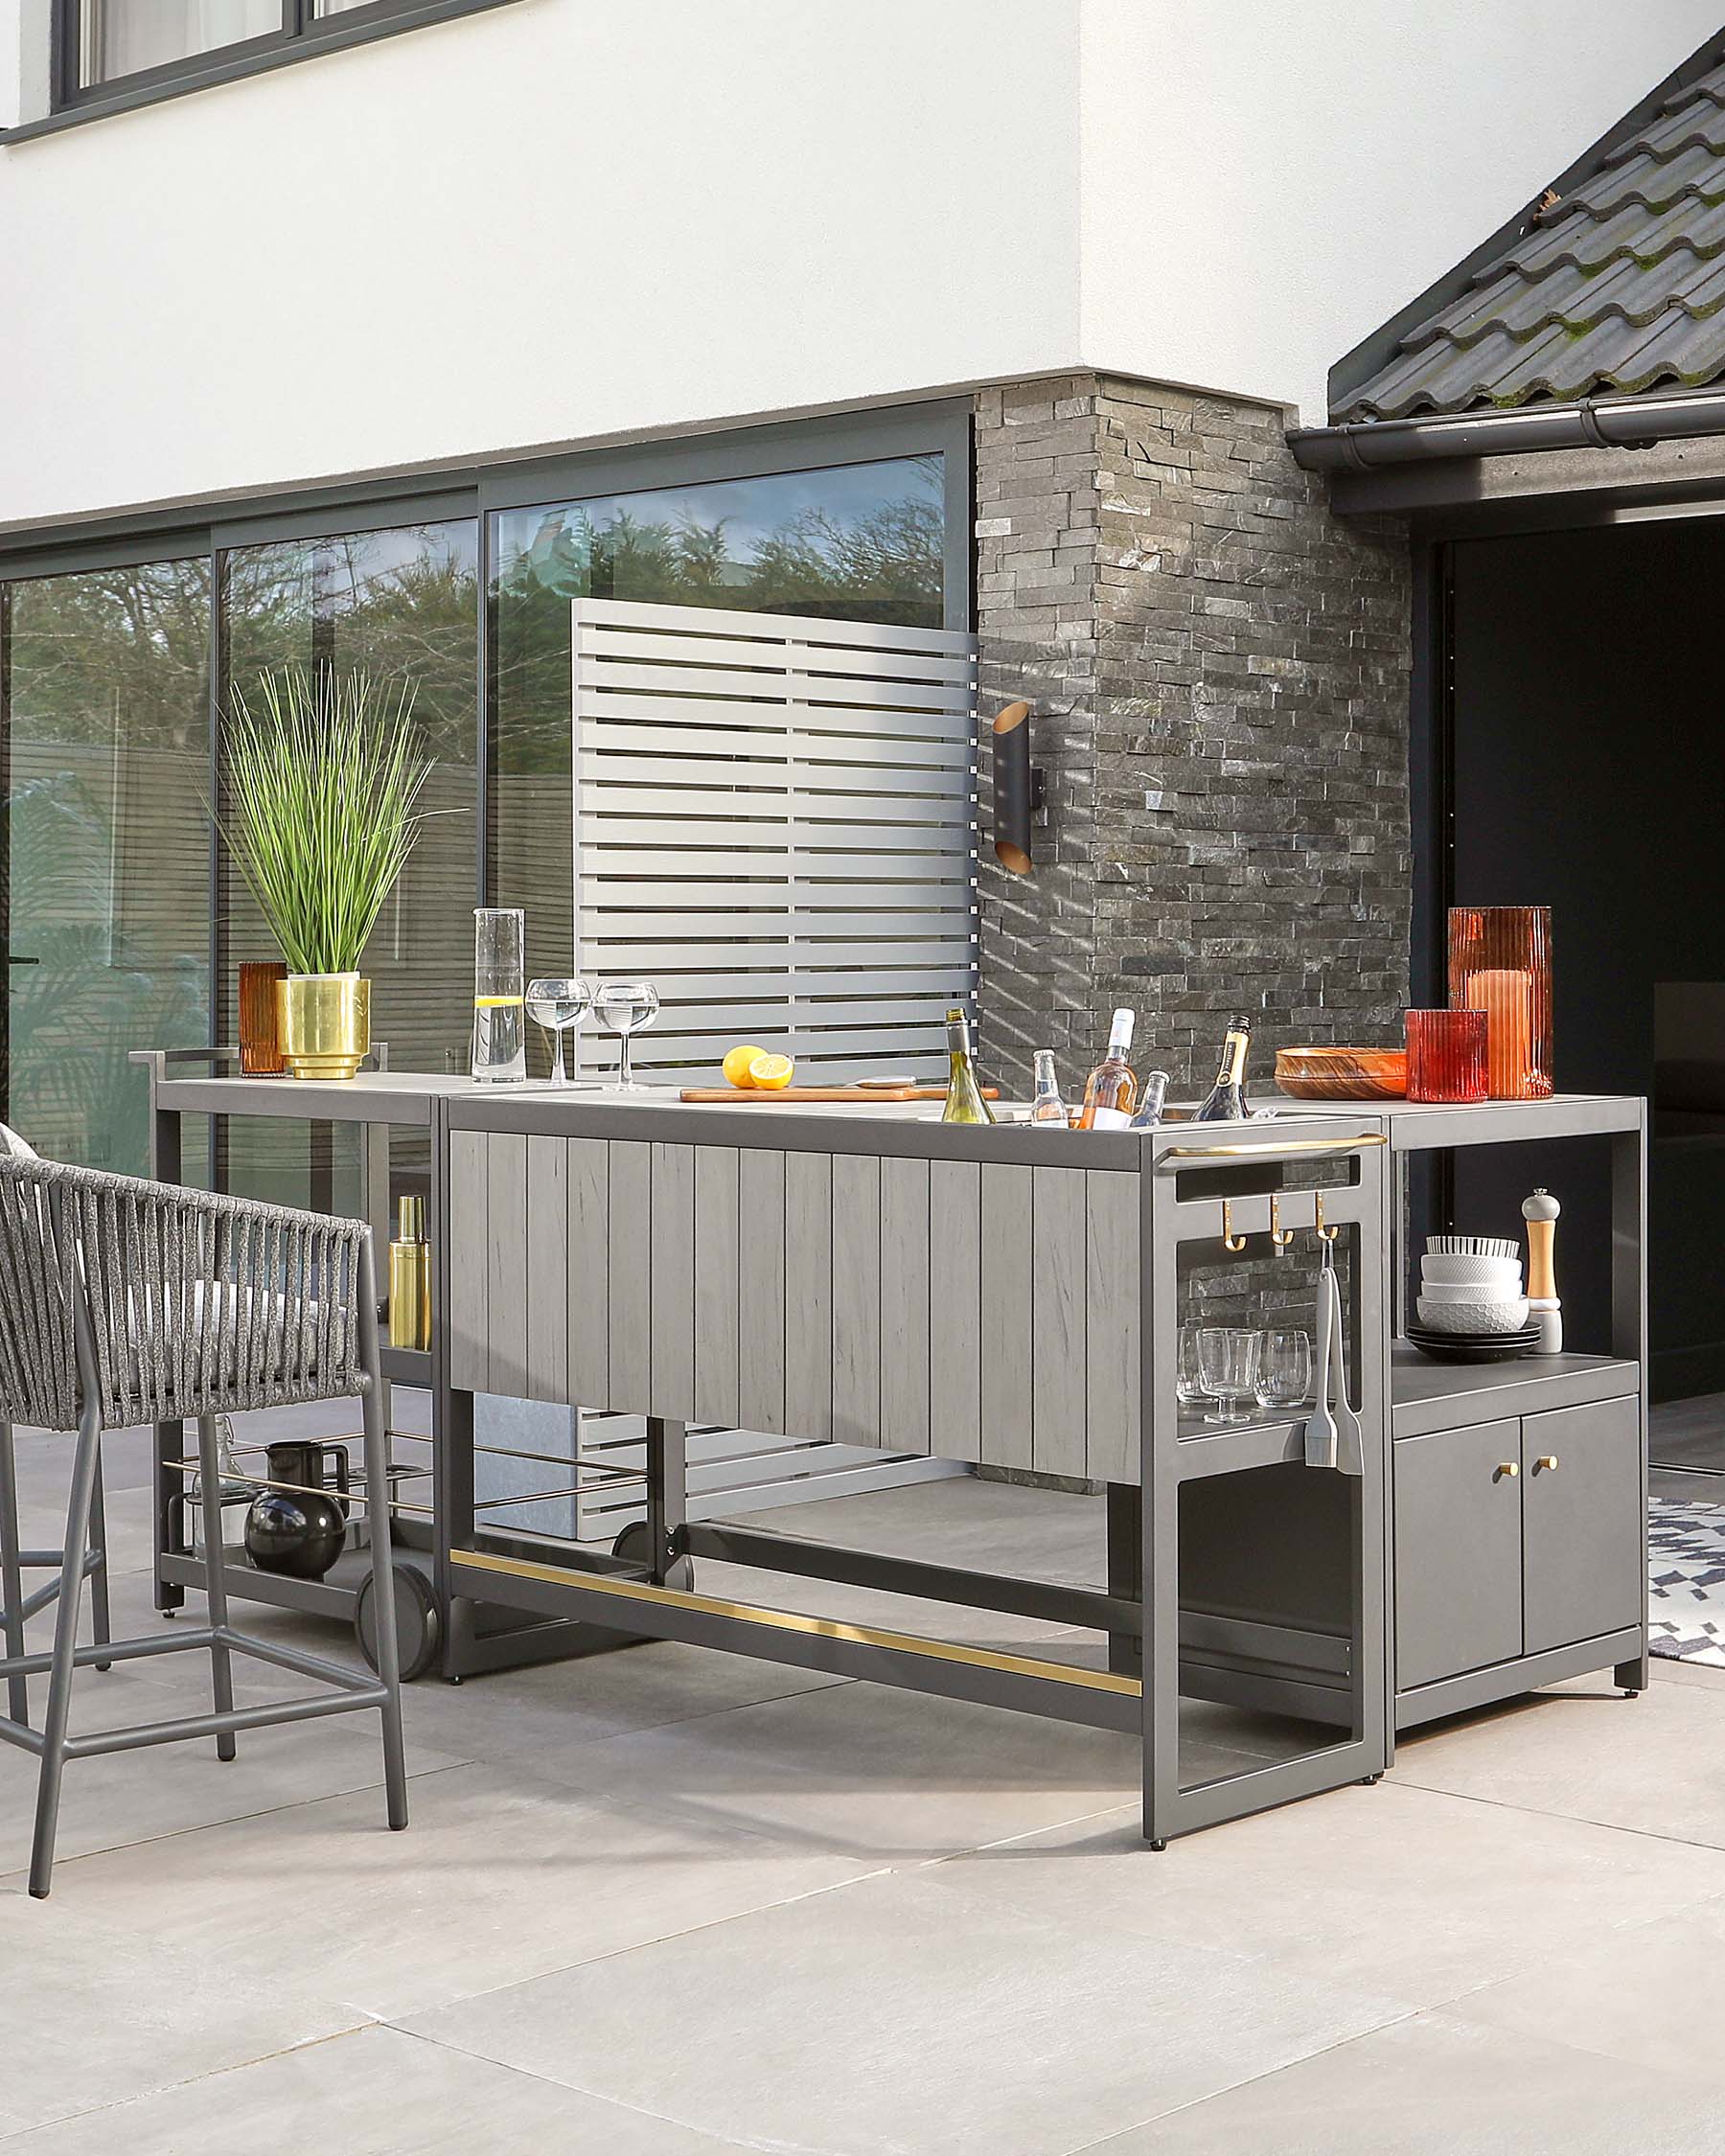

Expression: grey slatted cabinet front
xmin=1394 ymin=1418 xmax=1524 ymax=1690
xmin=447 ymin=1131 xmax=1156 ymax=1476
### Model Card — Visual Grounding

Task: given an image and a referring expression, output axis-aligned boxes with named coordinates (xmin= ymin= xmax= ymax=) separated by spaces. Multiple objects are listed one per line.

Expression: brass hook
xmin=1221 ymin=1199 xmax=1248 ymax=1253
xmin=1313 ymin=1191 xmax=1341 ymax=1244
xmin=1270 ymin=1194 xmax=1295 ymax=1253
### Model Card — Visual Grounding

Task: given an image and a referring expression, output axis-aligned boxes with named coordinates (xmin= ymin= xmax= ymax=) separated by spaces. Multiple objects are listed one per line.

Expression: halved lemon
xmin=748 ymin=1052 xmax=794 ymax=1091
xmin=723 ymin=1044 xmax=769 ymax=1089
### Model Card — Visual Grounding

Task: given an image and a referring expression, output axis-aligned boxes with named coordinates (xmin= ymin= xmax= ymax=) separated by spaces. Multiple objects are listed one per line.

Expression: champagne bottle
xmin=1029 ymin=1049 xmax=1069 ymax=1126
xmin=1194 ymin=1016 xmax=1253 ymax=1122
xmin=941 ymin=1007 xmax=995 ymax=1125
xmin=1078 ymin=1009 xmax=1138 ymax=1130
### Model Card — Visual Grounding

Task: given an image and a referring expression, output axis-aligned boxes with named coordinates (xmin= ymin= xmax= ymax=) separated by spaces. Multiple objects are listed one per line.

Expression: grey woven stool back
xmin=0 ymin=1151 xmax=407 ymax=1896
xmin=0 ymin=1157 xmax=369 ymax=1432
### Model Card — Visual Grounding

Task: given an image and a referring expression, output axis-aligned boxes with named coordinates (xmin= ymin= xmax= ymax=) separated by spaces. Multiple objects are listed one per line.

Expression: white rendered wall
xmin=1079 ymin=0 xmax=1725 ymax=423
xmin=2 ymin=0 xmax=1722 ymax=534
xmin=0 ymin=0 xmax=1084 ymax=534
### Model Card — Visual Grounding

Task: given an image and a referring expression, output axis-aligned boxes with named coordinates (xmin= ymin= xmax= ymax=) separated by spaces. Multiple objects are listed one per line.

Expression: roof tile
xmin=1342 ymin=53 xmax=1725 ymax=420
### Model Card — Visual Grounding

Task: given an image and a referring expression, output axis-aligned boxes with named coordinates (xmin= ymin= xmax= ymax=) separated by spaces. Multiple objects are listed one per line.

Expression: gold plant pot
xmin=277 ymin=974 xmax=371 ymax=1082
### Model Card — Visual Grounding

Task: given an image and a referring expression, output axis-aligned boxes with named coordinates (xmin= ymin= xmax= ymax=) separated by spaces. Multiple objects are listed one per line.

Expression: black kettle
xmin=243 ymin=1440 xmax=351 ymax=1581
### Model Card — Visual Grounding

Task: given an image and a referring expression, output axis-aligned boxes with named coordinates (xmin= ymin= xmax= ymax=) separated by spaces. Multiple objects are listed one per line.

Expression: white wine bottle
xmin=1194 ymin=1016 xmax=1253 ymax=1122
xmin=941 ymin=1007 xmax=995 ymax=1125
xmin=1078 ymin=1009 xmax=1138 ymax=1130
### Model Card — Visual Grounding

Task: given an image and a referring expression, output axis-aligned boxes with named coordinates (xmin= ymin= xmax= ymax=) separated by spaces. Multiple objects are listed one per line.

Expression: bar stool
xmin=0 ymin=1136 xmax=407 ymax=1897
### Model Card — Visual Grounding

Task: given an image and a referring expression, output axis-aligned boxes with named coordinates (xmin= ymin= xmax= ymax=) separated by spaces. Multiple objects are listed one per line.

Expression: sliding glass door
xmin=1 ymin=411 xmax=961 ymax=1159
xmin=1 ymin=560 xmax=212 ymax=1172
xmin=218 ymin=519 xmax=479 ymax=1206
xmin=221 ymin=519 xmax=480 ymax=1076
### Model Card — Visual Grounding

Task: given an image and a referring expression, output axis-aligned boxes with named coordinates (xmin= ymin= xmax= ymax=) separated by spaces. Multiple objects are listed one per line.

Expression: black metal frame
xmin=26 ymin=0 xmax=520 ymax=136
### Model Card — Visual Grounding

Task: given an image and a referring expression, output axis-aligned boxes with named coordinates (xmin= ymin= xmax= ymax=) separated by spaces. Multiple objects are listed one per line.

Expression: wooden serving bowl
xmin=1273 ymin=1047 xmax=1408 ymax=1101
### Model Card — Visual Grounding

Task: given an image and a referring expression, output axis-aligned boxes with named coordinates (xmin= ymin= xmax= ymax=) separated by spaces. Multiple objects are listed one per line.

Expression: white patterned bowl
xmin=1418 ymin=1276 xmax=1525 ymax=1304
xmin=1416 ymin=1295 xmax=1530 ymax=1335
xmin=1421 ymin=1253 xmax=1524 ymax=1288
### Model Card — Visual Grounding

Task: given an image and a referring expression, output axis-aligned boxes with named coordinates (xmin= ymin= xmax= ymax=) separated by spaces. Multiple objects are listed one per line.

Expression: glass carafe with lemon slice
xmin=471 ymin=907 xmax=527 ymax=1084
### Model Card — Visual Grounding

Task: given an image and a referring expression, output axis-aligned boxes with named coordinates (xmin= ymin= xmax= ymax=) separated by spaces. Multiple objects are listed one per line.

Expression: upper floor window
xmin=74 ymin=3 xmax=285 ymax=91
xmin=44 ymin=0 xmax=509 ymax=117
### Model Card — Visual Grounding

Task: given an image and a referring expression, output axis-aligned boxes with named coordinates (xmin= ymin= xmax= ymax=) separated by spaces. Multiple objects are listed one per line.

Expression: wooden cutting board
xmin=678 ymin=1084 xmax=1001 ymax=1104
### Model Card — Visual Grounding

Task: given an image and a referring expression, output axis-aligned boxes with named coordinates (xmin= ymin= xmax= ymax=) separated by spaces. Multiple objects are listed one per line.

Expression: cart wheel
xmin=611 ymin=1520 xmax=692 ymax=1587
xmin=611 ymin=1520 xmax=651 ymax=1566
xmin=355 ymin=1562 xmax=442 ymax=1683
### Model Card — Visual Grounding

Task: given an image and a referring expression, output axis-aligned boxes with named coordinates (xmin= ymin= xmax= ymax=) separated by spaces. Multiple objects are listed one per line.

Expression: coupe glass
xmin=593 ymin=980 xmax=661 ymax=1089
xmin=526 ymin=976 xmax=591 ymax=1087
xmin=1256 ymin=1327 xmax=1314 ymax=1410
xmin=1177 ymin=1319 xmax=1209 ymax=1412
xmin=1197 ymin=1327 xmax=1262 ymax=1424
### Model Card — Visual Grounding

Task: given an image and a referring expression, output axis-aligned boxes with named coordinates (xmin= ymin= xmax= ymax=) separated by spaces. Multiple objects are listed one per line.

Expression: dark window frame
xmin=12 ymin=0 xmax=520 ymax=139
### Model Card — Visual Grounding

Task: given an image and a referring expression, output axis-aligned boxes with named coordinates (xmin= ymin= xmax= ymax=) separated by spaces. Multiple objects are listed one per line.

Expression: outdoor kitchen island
xmin=137 ymin=1061 xmax=1648 ymax=1846
xmin=434 ymin=1084 xmax=1648 ymax=1847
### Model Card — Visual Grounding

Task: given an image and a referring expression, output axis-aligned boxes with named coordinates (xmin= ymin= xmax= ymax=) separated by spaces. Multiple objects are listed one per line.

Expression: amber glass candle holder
xmin=1447 ymin=906 xmax=1552 ymax=1100
xmin=238 ymin=960 xmax=288 ymax=1076
xmin=1405 ymin=1008 xmax=1487 ymax=1103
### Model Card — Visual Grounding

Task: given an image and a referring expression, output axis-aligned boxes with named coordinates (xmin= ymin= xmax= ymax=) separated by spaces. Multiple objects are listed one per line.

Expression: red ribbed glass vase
xmin=1405 ymin=1008 xmax=1487 ymax=1103
xmin=1447 ymin=906 xmax=1553 ymax=1100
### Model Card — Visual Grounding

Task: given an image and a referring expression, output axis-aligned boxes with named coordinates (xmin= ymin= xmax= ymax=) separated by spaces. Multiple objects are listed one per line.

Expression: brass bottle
xmin=388 ymin=1194 xmax=432 ymax=1352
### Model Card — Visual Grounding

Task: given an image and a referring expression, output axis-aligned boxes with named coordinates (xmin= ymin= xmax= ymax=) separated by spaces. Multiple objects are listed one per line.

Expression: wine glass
xmin=526 ymin=977 xmax=590 ymax=1087
xmin=1197 ymin=1327 xmax=1262 ymax=1425
xmin=1256 ymin=1327 xmax=1314 ymax=1411
xmin=594 ymin=980 xmax=661 ymax=1089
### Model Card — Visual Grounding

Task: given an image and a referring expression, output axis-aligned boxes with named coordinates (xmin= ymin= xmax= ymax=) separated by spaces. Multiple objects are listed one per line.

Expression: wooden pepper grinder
xmin=1523 ymin=1187 xmax=1561 ymax=1353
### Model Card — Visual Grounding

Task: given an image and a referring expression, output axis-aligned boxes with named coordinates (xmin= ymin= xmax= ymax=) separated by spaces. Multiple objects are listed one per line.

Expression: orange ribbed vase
xmin=1447 ymin=907 xmax=1552 ymax=1100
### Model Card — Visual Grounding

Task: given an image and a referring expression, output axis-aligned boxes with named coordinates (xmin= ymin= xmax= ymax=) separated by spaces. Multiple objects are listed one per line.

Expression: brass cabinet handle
xmin=1534 ymin=1454 xmax=1559 ymax=1472
xmin=1496 ymin=1461 xmax=1519 ymax=1479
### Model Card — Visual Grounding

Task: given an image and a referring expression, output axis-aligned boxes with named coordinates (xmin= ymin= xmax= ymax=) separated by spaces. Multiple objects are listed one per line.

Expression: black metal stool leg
xmin=87 ymin=1443 xmax=111 ymax=1672
xmin=30 ymin=1400 xmax=102 ymax=1899
xmin=196 ymin=1416 xmax=238 ymax=1762
xmin=0 ymin=1420 xmax=27 ymax=1727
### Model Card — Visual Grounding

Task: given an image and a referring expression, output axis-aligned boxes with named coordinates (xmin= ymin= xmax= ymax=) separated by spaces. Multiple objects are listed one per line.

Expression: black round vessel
xmin=243 ymin=1486 xmax=347 ymax=1579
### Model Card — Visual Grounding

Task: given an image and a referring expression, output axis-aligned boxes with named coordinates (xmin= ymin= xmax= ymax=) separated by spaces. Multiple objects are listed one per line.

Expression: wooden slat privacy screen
xmin=572 ymin=598 xmax=980 ymax=1082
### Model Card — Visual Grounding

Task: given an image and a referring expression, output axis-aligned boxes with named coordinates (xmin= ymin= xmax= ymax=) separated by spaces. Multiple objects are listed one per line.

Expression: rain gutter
xmin=1288 ymin=385 xmax=1725 ymax=471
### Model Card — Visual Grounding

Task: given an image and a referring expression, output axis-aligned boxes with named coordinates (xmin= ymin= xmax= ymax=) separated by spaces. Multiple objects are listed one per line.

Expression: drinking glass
xmin=471 ymin=907 xmax=527 ymax=1085
xmin=1405 ymin=1007 xmax=1487 ymax=1104
xmin=1257 ymin=1327 xmax=1314 ymax=1410
xmin=526 ymin=976 xmax=591 ymax=1087
xmin=1177 ymin=1319 xmax=1209 ymax=1413
xmin=1197 ymin=1327 xmax=1262 ymax=1424
xmin=594 ymin=980 xmax=661 ymax=1089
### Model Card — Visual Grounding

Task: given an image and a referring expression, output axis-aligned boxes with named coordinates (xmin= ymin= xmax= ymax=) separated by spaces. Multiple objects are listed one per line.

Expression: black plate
xmin=1404 ymin=1324 xmax=1540 ymax=1365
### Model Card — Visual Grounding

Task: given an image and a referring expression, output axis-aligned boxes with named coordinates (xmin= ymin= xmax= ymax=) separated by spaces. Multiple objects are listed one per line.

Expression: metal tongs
xmin=1304 ymin=1217 xmax=1365 ymax=1476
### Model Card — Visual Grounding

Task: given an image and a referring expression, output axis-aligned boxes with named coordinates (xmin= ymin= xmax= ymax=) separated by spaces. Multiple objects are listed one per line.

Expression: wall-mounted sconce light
xmin=991 ymin=700 xmax=1043 ymax=876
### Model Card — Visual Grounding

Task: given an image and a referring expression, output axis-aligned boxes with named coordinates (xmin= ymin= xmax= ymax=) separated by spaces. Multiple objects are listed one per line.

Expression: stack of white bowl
xmin=1415 ymin=1238 xmax=1529 ymax=1335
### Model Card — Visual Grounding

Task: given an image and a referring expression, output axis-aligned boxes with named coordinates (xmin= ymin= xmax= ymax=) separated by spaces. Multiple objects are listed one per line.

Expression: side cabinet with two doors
xmin=1393 ymin=1393 xmax=1644 ymax=1717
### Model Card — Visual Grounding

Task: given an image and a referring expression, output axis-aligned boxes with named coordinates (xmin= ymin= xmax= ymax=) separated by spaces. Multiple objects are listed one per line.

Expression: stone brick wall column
xmin=974 ymin=373 xmax=1412 ymax=1102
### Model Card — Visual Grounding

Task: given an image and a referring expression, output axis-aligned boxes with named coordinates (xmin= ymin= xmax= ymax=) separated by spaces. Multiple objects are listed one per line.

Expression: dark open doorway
xmin=1442 ymin=516 xmax=1725 ymax=1460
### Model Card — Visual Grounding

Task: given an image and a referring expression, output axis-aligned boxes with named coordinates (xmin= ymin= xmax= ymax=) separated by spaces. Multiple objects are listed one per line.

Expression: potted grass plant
xmin=221 ymin=665 xmax=434 ymax=1081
